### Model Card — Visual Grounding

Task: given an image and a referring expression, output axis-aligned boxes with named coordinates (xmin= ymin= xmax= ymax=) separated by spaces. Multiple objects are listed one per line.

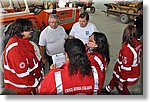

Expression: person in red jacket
xmin=3 ymin=18 xmax=42 ymax=95
xmin=38 ymin=38 xmax=104 ymax=95
xmin=87 ymin=32 xmax=110 ymax=90
xmin=102 ymin=25 xmax=142 ymax=95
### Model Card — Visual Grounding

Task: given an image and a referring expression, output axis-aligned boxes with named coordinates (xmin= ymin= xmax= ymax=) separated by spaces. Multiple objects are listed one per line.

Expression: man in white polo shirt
xmin=69 ymin=12 xmax=98 ymax=45
xmin=39 ymin=14 xmax=67 ymax=73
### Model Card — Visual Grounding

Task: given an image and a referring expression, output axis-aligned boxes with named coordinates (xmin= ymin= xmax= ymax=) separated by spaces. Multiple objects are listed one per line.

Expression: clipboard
xmin=52 ymin=53 xmax=66 ymax=68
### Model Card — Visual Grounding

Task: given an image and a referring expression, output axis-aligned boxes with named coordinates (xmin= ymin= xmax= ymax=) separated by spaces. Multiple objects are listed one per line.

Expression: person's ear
xmin=21 ymin=31 xmax=25 ymax=35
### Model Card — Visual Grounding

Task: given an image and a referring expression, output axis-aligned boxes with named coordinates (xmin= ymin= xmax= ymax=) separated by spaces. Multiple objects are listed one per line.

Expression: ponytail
xmin=69 ymin=53 xmax=91 ymax=77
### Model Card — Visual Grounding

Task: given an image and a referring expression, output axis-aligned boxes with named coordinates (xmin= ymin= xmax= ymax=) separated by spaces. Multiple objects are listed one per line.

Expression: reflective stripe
xmin=38 ymin=84 xmax=42 ymax=93
xmin=119 ymin=78 xmax=126 ymax=83
xmin=113 ymin=71 xmax=138 ymax=82
xmin=127 ymin=44 xmax=138 ymax=67
xmin=113 ymin=71 xmax=126 ymax=82
xmin=121 ymin=65 xmax=131 ymax=71
xmin=4 ymin=58 xmax=38 ymax=78
xmin=54 ymin=71 xmax=63 ymax=95
xmin=4 ymin=77 xmax=40 ymax=88
xmin=113 ymin=71 xmax=120 ymax=79
xmin=106 ymin=85 xmax=111 ymax=92
xmin=117 ymin=59 xmax=122 ymax=64
xmin=94 ymin=56 xmax=104 ymax=71
xmin=118 ymin=66 xmax=121 ymax=72
xmin=91 ymin=66 xmax=99 ymax=95
xmin=5 ymin=42 xmax=18 ymax=56
xmin=26 ymin=58 xmax=29 ymax=64
xmin=127 ymin=78 xmax=138 ymax=82
xmin=5 ymin=42 xmax=18 ymax=63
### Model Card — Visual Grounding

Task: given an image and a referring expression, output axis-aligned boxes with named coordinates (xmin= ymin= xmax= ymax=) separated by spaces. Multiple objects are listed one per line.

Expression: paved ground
xmin=0 ymin=2 xmax=143 ymax=95
xmin=87 ymin=7 xmax=143 ymax=94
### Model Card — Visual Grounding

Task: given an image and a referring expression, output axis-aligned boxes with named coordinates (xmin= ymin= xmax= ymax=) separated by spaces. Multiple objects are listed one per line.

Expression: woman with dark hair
xmin=87 ymin=32 xmax=110 ymax=92
xmin=65 ymin=38 xmax=91 ymax=77
xmin=38 ymin=38 xmax=103 ymax=95
xmin=103 ymin=25 xmax=142 ymax=95
xmin=87 ymin=32 xmax=110 ymax=65
xmin=3 ymin=18 xmax=42 ymax=94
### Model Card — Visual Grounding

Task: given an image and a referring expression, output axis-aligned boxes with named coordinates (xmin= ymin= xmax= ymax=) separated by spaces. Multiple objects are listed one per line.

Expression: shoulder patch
xmin=19 ymin=62 xmax=26 ymax=69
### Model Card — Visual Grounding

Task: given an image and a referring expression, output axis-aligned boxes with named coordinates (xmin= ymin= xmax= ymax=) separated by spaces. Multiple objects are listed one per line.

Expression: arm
xmin=7 ymin=48 xmax=40 ymax=87
xmin=61 ymin=27 xmax=68 ymax=39
xmin=39 ymin=46 xmax=48 ymax=64
xmin=38 ymin=30 xmax=47 ymax=64
xmin=88 ymin=54 xmax=105 ymax=94
xmin=120 ymin=47 xmax=133 ymax=81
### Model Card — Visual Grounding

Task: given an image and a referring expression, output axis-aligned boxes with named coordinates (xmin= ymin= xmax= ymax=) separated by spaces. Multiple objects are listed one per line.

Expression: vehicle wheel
xmin=90 ymin=6 xmax=95 ymax=13
xmin=119 ymin=14 xmax=129 ymax=23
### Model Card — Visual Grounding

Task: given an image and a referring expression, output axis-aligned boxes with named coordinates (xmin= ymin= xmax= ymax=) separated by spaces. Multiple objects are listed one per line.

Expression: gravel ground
xmin=0 ymin=1 xmax=143 ymax=95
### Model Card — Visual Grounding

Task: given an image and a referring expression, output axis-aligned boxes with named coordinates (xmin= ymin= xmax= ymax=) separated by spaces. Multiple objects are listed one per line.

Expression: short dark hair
xmin=79 ymin=12 xmax=89 ymax=21
xmin=92 ymin=32 xmax=110 ymax=65
xmin=64 ymin=38 xmax=92 ymax=77
xmin=122 ymin=25 xmax=137 ymax=47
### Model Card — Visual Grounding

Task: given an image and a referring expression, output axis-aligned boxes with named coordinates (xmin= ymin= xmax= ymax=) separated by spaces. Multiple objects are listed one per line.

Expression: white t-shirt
xmin=69 ymin=22 xmax=98 ymax=44
xmin=39 ymin=25 xmax=67 ymax=56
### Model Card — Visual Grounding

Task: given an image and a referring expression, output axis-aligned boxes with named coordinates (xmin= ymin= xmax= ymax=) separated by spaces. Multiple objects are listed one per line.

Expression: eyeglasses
xmin=88 ymin=36 xmax=96 ymax=43
xmin=23 ymin=26 xmax=33 ymax=31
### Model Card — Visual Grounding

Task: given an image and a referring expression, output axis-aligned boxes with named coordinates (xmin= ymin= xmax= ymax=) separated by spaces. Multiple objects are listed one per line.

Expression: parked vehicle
xmin=72 ymin=0 xmax=95 ymax=13
xmin=102 ymin=1 xmax=143 ymax=23
xmin=0 ymin=0 xmax=80 ymax=73
xmin=0 ymin=0 xmax=80 ymax=31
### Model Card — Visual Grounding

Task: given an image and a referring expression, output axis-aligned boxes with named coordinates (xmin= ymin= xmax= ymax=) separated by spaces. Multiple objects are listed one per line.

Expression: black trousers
xmin=46 ymin=53 xmax=53 ymax=67
xmin=41 ymin=53 xmax=53 ymax=75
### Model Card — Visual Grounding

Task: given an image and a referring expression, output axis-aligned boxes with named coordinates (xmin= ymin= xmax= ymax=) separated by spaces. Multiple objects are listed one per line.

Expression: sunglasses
xmin=89 ymin=36 xmax=96 ymax=43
